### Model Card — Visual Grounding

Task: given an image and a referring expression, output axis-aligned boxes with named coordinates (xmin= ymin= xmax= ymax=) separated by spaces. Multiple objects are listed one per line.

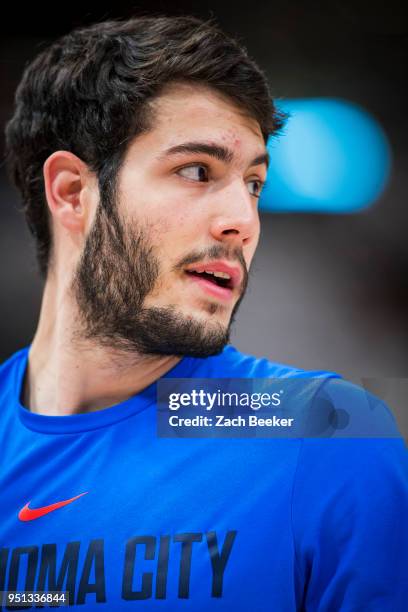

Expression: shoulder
xmin=193 ymin=348 xmax=404 ymax=440
xmin=0 ymin=347 xmax=28 ymax=395
xmin=192 ymin=344 xmax=341 ymax=380
xmin=309 ymin=376 xmax=404 ymax=438
xmin=291 ymin=377 xmax=408 ymax=528
xmin=0 ymin=346 xmax=28 ymax=373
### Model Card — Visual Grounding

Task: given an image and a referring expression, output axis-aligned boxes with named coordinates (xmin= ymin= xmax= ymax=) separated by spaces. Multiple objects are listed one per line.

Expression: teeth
xmin=204 ymin=270 xmax=231 ymax=279
xmin=188 ymin=268 xmax=232 ymax=281
xmin=213 ymin=271 xmax=231 ymax=279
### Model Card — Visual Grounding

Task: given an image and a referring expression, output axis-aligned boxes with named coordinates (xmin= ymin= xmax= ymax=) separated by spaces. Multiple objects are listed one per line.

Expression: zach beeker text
xmin=0 ymin=531 xmax=237 ymax=607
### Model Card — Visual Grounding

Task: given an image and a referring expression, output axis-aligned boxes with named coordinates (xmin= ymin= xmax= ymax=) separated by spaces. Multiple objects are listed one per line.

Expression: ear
xmin=43 ymin=151 xmax=96 ymax=235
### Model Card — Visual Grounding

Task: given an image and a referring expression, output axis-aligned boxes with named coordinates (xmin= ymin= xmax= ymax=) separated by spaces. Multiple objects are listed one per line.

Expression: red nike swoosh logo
xmin=18 ymin=492 xmax=88 ymax=521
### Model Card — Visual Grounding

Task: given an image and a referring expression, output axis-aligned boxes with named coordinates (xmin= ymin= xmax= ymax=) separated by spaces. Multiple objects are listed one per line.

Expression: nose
xmin=209 ymin=179 xmax=260 ymax=248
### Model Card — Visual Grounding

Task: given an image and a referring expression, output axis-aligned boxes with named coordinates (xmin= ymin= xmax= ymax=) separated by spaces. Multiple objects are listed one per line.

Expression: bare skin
xmin=23 ymin=82 xmax=267 ymax=416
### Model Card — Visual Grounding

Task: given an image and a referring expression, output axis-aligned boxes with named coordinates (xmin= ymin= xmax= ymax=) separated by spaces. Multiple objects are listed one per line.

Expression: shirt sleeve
xmin=291 ymin=379 xmax=408 ymax=611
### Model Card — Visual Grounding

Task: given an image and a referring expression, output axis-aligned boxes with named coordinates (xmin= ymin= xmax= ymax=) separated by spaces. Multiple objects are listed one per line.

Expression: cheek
xmin=149 ymin=218 xmax=172 ymax=240
xmin=145 ymin=214 xmax=196 ymax=272
xmin=152 ymin=210 xmax=198 ymax=245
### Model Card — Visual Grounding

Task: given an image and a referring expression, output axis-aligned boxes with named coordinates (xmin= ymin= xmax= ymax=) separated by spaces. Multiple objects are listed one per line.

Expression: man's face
xmin=72 ymin=83 xmax=267 ymax=357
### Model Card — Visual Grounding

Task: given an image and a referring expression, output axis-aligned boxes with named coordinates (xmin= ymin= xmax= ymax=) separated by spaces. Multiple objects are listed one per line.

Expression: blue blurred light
xmin=259 ymin=98 xmax=392 ymax=213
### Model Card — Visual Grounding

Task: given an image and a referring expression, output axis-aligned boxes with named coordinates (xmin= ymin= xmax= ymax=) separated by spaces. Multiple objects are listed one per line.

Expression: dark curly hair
xmin=4 ymin=14 xmax=286 ymax=278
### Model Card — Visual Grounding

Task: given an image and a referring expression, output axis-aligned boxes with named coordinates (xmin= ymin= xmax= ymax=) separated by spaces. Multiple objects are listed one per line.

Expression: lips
xmin=184 ymin=261 xmax=242 ymax=290
xmin=183 ymin=260 xmax=243 ymax=302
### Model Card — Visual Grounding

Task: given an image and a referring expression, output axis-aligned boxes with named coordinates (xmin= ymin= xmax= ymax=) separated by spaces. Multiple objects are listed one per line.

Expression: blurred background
xmin=0 ymin=1 xmax=406 ymax=433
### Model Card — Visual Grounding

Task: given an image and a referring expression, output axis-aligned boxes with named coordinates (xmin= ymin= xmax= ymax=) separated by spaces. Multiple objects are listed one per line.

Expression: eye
xmin=247 ymin=179 xmax=265 ymax=199
xmin=177 ymin=164 xmax=209 ymax=182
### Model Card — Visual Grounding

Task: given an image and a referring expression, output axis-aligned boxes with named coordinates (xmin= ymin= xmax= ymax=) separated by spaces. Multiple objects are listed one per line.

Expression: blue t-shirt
xmin=0 ymin=344 xmax=407 ymax=611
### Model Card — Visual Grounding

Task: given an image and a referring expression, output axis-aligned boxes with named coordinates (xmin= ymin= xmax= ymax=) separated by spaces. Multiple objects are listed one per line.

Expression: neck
xmin=23 ymin=279 xmax=182 ymax=416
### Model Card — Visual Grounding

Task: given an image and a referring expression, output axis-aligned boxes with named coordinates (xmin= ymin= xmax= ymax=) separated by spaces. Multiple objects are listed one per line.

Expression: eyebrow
xmin=158 ymin=141 xmax=270 ymax=170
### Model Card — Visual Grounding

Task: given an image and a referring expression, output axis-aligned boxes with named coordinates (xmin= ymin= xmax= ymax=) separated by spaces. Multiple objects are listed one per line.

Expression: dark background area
xmin=0 ymin=1 xmax=407 ymax=429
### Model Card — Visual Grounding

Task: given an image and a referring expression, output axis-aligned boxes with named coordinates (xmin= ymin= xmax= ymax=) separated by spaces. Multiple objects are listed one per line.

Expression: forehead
xmin=144 ymin=82 xmax=265 ymax=156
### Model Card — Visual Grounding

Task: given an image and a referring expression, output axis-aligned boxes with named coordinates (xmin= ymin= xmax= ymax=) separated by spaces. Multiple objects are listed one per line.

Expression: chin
xmin=185 ymin=300 xmax=231 ymax=319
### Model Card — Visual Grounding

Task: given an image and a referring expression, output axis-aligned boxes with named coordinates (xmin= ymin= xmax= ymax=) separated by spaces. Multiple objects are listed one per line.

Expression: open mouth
xmin=185 ymin=270 xmax=233 ymax=290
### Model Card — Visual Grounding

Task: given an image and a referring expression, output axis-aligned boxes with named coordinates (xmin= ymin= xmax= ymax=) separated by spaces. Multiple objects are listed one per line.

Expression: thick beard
xmin=70 ymin=202 xmax=247 ymax=358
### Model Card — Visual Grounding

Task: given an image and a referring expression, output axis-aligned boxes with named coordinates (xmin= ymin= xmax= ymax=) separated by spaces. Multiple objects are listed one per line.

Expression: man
xmin=1 ymin=15 xmax=407 ymax=611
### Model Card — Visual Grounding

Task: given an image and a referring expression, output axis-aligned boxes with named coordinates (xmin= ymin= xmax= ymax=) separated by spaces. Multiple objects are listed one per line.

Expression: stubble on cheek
xmin=140 ymin=213 xmax=191 ymax=302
